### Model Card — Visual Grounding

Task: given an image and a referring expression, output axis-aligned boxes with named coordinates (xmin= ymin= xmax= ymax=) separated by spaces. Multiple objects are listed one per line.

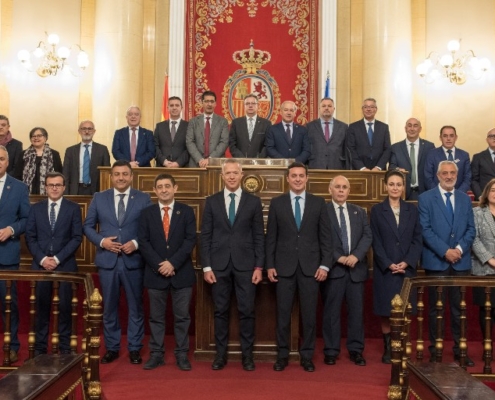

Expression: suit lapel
xmin=435 ymin=189 xmax=453 ymax=226
xmin=108 ymin=190 xmax=119 ymax=225
xmin=233 ymin=191 xmax=248 ymax=227
xmin=280 ymin=123 xmax=292 ymax=145
xmin=381 ymin=200 xmax=400 ymax=239
xmin=121 ymin=128 xmax=131 ymax=157
xmin=482 ymin=150 xmax=495 ymax=173
xmin=216 ymin=192 xmax=231 ymax=228
xmin=397 ymin=200 xmax=410 ymax=237
xmin=399 ymin=141 xmax=412 ymax=170
xmin=167 ymin=203 xmax=179 ymax=241
xmin=328 ymin=204 xmax=342 ymax=239
xmin=347 ymin=204 xmax=362 ymax=248
xmin=0 ymin=175 xmax=14 ymax=207
xmin=54 ymin=198 xmax=69 ymax=231
xmin=136 ymin=128 xmax=146 ymax=154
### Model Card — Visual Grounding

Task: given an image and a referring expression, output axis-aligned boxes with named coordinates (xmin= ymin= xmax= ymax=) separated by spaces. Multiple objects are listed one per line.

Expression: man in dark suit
xmin=228 ymin=94 xmax=272 ymax=158
xmin=347 ymin=98 xmax=391 ymax=170
xmin=0 ymin=115 xmax=23 ymax=175
xmin=471 ymin=128 xmax=495 ymax=200
xmin=265 ymin=101 xmax=311 ymax=163
xmin=63 ymin=120 xmax=111 ymax=195
xmin=0 ymin=145 xmax=30 ymax=363
xmin=112 ymin=106 xmax=155 ymax=167
xmin=186 ymin=91 xmax=229 ymax=167
xmin=138 ymin=174 xmax=196 ymax=371
xmin=418 ymin=160 xmax=476 ymax=366
xmin=306 ymin=98 xmax=349 ymax=169
xmin=424 ymin=125 xmax=471 ymax=193
xmin=266 ymin=162 xmax=333 ymax=372
xmin=25 ymin=172 xmax=82 ymax=355
xmin=154 ymin=97 xmax=189 ymax=167
xmin=389 ymin=118 xmax=435 ymax=200
xmin=322 ymin=175 xmax=372 ymax=366
xmin=84 ymin=160 xmax=152 ymax=365
xmin=201 ymin=159 xmax=265 ymax=371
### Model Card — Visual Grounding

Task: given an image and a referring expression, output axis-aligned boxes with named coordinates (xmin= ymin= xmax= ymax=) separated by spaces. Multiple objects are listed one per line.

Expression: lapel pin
xmin=176 ymin=210 xmax=181 ymax=215
xmin=354 ymin=211 xmax=357 ymax=214
xmin=130 ymin=196 xmax=134 ymax=199
xmin=6 ymin=186 xmax=10 ymax=189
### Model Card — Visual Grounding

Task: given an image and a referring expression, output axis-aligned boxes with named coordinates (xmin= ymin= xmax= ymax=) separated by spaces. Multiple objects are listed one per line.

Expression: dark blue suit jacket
xmin=138 ymin=201 xmax=196 ymax=290
xmin=25 ymin=198 xmax=82 ymax=271
xmin=424 ymin=147 xmax=471 ymax=193
xmin=389 ymin=139 xmax=435 ymax=199
xmin=418 ymin=187 xmax=475 ymax=271
xmin=0 ymin=174 xmax=30 ymax=266
xmin=265 ymin=122 xmax=311 ymax=163
xmin=83 ymin=188 xmax=152 ymax=270
xmin=347 ymin=119 xmax=391 ymax=170
xmin=112 ymin=127 xmax=155 ymax=167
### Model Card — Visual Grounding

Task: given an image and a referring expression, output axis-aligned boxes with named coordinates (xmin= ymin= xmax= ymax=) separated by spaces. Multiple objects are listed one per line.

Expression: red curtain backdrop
xmin=185 ymin=0 xmax=319 ymax=125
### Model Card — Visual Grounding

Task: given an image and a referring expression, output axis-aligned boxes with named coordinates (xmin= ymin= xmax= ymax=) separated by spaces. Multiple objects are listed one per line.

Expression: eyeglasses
xmin=46 ymin=184 xmax=64 ymax=189
xmin=79 ymin=127 xmax=94 ymax=132
xmin=487 ymin=135 xmax=495 ymax=139
xmin=31 ymin=134 xmax=45 ymax=139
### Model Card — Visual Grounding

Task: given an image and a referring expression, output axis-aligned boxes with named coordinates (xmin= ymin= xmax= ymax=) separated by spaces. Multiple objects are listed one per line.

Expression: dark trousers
xmin=211 ymin=260 xmax=257 ymax=357
xmin=77 ymin=184 xmax=93 ymax=195
xmin=276 ymin=265 xmax=319 ymax=360
xmin=425 ymin=267 xmax=470 ymax=356
xmin=35 ymin=280 xmax=72 ymax=353
xmin=99 ymin=257 xmax=144 ymax=352
xmin=0 ymin=264 xmax=19 ymax=351
xmin=147 ymin=286 xmax=192 ymax=360
xmin=322 ymin=269 xmax=365 ymax=356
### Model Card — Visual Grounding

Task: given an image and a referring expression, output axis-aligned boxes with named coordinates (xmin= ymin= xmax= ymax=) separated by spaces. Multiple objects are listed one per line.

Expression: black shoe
xmin=129 ymin=350 xmax=142 ymax=364
xmin=242 ymin=356 xmax=255 ymax=371
xmin=349 ymin=351 xmax=366 ymax=366
xmin=212 ymin=354 xmax=227 ymax=370
xmin=300 ymin=358 xmax=315 ymax=372
xmin=9 ymin=350 xmax=18 ymax=364
xmin=454 ymin=355 xmax=475 ymax=367
xmin=176 ymin=357 xmax=192 ymax=371
xmin=143 ymin=357 xmax=165 ymax=370
xmin=273 ymin=358 xmax=288 ymax=371
xmin=324 ymin=355 xmax=336 ymax=365
xmin=101 ymin=350 xmax=119 ymax=364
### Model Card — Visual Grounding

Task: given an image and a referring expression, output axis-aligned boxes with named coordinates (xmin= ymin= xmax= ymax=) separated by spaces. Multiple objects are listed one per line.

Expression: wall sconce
xmin=416 ymin=39 xmax=490 ymax=85
xmin=17 ymin=32 xmax=89 ymax=78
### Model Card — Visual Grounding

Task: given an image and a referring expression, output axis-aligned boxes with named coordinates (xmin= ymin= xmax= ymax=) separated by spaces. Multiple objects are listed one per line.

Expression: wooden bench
xmin=0 ymin=354 xmax=84 ymax=400
xmin=407 ymin=361 xmax=495 ymax=400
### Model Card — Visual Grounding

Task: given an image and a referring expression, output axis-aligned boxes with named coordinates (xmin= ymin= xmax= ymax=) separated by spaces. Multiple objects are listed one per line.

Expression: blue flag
xmin=324 ymin=74 xmax=330 ymax=98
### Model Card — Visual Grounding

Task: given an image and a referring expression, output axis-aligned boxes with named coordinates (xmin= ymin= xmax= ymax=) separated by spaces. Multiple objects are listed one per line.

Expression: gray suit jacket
xmin=185 ymin=113 xmax=229 ymax=166
xmin=471 ymin=149 xmax=495 ymax=200
xmin=307 ymin=118 xmax=349 ymax=169
xmin=389 ymin=138 xmax=435 ymax=199
xmin=472 ymin=206 xmax=495 ymax=276
xmin=63 ymin=141 xmax=111 ymax=195
xmin=228 ymin=116 xmax=271 ymax=158
xmin=154 ymin=119 xmax=189 ymax=167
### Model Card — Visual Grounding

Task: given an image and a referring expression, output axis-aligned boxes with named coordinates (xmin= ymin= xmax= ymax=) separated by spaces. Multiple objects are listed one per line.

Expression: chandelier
xmin=416 ymin=39 xmax=490 ymax=85
xmin=17 ymin=32 xmax=89 ymax=78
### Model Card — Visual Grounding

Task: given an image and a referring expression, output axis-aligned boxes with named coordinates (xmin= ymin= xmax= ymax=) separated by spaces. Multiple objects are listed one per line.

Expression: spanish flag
xmin=161 ymin=74 xmax=169 ymax=121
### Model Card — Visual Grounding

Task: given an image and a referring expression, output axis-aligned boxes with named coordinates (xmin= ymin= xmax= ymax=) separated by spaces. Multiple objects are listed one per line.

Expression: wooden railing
xmin=388 ymin=276 xmax=495 ymax=400
xmin=0 ymin=271 xmax=102 ymax=400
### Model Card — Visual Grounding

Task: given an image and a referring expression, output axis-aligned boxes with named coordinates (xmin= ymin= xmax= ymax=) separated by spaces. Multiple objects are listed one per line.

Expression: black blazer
xmin=5 ymin=138 xmax=23 ymax=175
xmin=154 ymin=119 xmax=189 ymax=167
xmin=14 ymin=148 xmax=63 ymax=192
xmin=265 ymin=122 xmax=311 ymax=163
xmin=201 ymin=190 xmax=265 ymax=272
xmin=266 ymin=192 xmax=333 ymax=277
xmin=307 ymin=118 xmax=349 ymax=169
xmin=347 ymin=119 xmax=391 ymax=170
xmin=327 ymin=202 xmax=372 ymax=283
xmin=471 ymin=149 xmax=495 ymax=200
xmin=63 ymin=142 xmax=111 ymax=195
xmin=228 ymin=116 xmax=272 ymax=158
xmin=138 ymin=201 xmax=196 ymax=290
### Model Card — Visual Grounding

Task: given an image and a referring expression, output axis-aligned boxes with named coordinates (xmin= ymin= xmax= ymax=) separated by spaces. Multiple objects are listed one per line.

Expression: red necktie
xmin=162 ymin=206 xmax=170 ymax=240
xmin=204 ymin=117 xmax=211 ymax=158
xmin=130 ymin=127 xmax=137 ymax=161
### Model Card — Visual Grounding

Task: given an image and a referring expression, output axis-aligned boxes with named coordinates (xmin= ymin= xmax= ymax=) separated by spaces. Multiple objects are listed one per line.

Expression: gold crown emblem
xmin=232 ymin=40 xmax=271 ymax=74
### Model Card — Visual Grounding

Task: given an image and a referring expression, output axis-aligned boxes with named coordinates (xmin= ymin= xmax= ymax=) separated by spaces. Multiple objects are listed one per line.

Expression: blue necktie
xmin=228 ymin=193 xmax=236 ymax=226
xmin=339 ymin=206 xmax=350 ymax=255
xmin=444 ymin=192 xmax=454 ymax=223
xmin=367 ymin=122 xmax=373 ymax=145
xmin=294 ymin=196 xmax=302 ymax=230
xmin=83 ymin=144 xmax=90 ymax=184
xmin=117 ymin=194 xmax=126 ymax=226
xmin=49 ymin=202 xmax=56 ymax=232
xmin=447 ymin=149 xmax=454 ymax=161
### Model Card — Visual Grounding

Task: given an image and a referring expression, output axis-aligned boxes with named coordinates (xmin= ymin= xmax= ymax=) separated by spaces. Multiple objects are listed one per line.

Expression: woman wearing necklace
xmin=370 ymin=170 xmax=423 ymax=364
xmin=14 ymin=127 xmax=63 ymax=195
xmin=471 ymin=178 xmax=495 ymax=340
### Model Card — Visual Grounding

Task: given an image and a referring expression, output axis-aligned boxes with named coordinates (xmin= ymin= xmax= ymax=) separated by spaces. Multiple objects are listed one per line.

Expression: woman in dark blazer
xmin=471 ymin=178 xmax=495 ymax=339
xmin=14 ymin=127 xmax=62 ymax=195
xmin=370 ymin=170 xmax=423 ymax=364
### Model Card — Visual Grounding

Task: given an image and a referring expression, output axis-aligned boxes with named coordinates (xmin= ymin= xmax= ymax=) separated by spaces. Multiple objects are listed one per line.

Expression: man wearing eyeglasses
xmin=471 ymin=128 xmax=495 ymax=200
xmin=25 ymin=172 xmax=82 ymax=356
xmin=228 ymin=94 xmax=272 ymax=158
xmin=186 ymin=91 xmax=229 ymax=167
xmin=63 ymin=120 xmax=110 ymax=195
xmin=347 ymin=98 xmax=391 ymax=171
